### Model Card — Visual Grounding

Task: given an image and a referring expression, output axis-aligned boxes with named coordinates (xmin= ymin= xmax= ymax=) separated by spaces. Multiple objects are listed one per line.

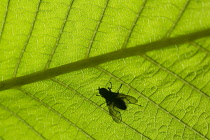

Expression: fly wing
xmin=117 ymin=93 xmax=138 ymax=104
xmin=108 ymin=103 xmax=122 ymax=123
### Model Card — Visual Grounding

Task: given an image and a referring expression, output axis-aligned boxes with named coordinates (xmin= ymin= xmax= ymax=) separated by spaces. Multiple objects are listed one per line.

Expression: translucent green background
xmin=0 ymin=0 xmax=210 ymax=139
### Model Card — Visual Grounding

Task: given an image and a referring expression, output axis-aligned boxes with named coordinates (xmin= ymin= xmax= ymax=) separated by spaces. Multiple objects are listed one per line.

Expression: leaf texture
xmin=0 ymin=0 xmax=210 ymax=139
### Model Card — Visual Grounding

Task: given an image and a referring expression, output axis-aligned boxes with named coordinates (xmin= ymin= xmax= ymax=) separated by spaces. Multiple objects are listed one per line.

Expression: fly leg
xmin=108 ymin=82 xmax=112 ymax=92
xmin=99 ymin=102 xmax=106 ymax=107
xmin=116 ymin=84 xmax=122 ymax=93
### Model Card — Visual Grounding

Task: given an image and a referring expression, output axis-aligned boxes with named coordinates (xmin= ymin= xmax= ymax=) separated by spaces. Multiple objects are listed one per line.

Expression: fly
xmin=97 ymin=82 xmax=140 ymax=123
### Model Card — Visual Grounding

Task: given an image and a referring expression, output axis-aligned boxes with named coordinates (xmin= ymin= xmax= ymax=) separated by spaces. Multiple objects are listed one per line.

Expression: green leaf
xmin=0 ymin=0 xmax=210 ymax=139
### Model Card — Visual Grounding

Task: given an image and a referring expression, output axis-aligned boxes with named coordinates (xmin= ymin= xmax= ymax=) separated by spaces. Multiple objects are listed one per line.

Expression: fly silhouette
xmin=97 ymin=82 xmax=140 ymax=123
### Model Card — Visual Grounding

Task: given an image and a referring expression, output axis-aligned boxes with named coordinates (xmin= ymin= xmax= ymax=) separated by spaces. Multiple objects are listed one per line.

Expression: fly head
xmin=98 ymin=87 xmax=109 ymax=98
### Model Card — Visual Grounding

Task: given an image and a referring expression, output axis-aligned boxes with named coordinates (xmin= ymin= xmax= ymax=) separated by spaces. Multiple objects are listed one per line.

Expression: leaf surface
xmin=0 ymin=0 xmax=210 ymax=139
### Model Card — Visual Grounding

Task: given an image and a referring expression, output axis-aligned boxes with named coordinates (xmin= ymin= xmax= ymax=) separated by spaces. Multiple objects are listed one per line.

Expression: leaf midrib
xmin=0 ymin=28 xmax=210 ymax=91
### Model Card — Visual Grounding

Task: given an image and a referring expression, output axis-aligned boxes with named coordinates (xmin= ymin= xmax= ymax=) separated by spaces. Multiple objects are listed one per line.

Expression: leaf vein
xmin=121 ymin=0 xmax=147 ymax=49
xmin=13 ymin=0 xmax=42 ymax=77
xmin=0 ymin=28 xmax=210 ymax=91
xmin=0 ymin=0 xmax=11 ymax=40
xmin=85 ymin=0 xmax=110 ymax=59
xmin=51 ymin=78 xmax=151 ymax=139
xmin=44 ymin=0 xmax=76 ymax=69
xmin=18 ymin=87 xmax=96 ymax=140
xmin=0 ymin=102 xmax=46 ymax=139
xmin=164 ymin=0 xmax=191 ymax=38
xmin=96 ymin=65 xmax=208 ymax=139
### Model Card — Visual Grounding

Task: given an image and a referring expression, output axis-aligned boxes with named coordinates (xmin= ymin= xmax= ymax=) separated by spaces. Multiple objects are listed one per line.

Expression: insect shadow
xmin=97 ymin=82 xmax=141 ymax=123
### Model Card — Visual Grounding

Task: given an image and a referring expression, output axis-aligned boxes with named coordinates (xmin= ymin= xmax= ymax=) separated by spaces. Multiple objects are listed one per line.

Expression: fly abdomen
xmin=115 ymin=98 xmax=127 ymax=110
